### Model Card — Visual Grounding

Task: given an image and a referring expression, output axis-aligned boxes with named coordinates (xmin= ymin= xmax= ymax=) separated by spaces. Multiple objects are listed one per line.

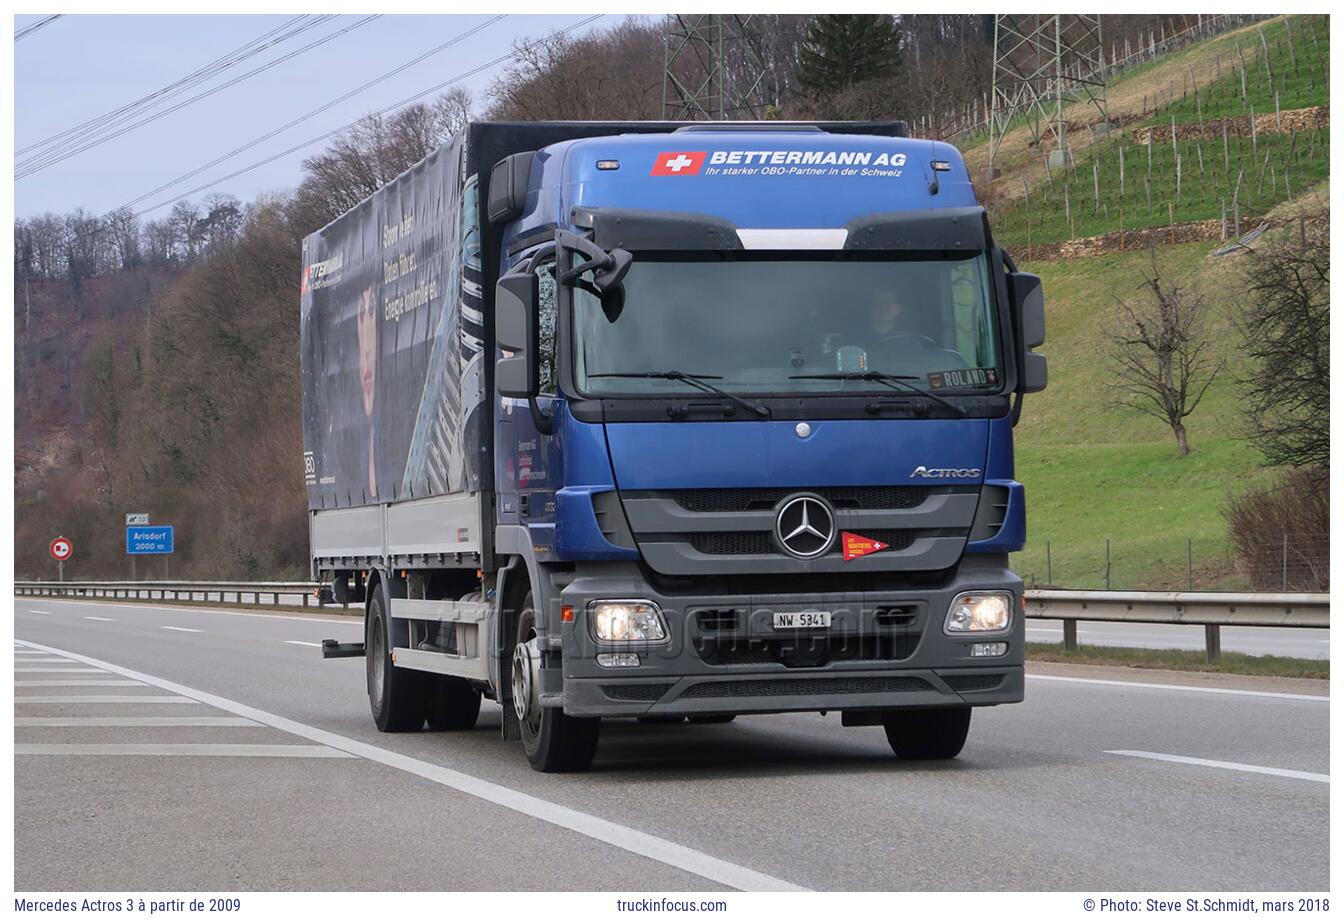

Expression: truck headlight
xmin=591 ymin=601 xmax=667 ymax=642
xmin=944 ymin=592 xmax=1012 ymax=634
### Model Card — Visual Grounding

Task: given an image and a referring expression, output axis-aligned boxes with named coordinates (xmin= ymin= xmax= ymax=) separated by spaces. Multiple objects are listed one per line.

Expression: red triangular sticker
xmin=842 ymin=531 xmax=890 ymax=561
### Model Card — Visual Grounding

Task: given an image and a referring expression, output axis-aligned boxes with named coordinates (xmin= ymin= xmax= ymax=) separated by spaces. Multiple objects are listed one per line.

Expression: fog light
xmin=590 ymin=600 xmax=667 ymax=642
xmin=971 ymin=642 xmax=1008 ymax=658
xmin=945 ymin=592 xmax=1012 ymax=633
xmin=597 ymin=652 xmax=640 ymax=668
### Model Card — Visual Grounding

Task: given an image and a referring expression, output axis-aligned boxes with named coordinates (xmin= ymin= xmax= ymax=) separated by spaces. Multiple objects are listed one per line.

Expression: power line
xmin=16 ymin=15 xmax=380 ymax=179
xmin=117 ymin=15 xmax=508 ymax=212
xmin=18 ymin=15 xmax=321 ymax=158
xmin=129 ymin=14 xmax=606 ymax=219
xmin=15 ymin=15 xmax=62 ymax=41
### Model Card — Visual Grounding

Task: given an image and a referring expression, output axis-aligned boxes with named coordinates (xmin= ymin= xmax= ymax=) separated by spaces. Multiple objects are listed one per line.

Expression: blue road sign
xmin=126 ymin=525 xmax=174 ymax=555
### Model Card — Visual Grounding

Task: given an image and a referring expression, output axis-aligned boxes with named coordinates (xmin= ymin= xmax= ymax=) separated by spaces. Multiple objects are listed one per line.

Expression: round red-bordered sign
xmin=49 ymin=536 xmax=73 ymax=561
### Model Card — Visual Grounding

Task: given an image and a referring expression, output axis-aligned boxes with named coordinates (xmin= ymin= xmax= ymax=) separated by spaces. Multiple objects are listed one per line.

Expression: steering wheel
xmin=876 ymin=333 xmax=938 ymax=351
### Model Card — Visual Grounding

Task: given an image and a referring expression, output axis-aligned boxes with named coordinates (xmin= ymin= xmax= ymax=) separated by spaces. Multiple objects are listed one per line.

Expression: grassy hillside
xmin=1008 ymin=235 xmax=1300 ymax=590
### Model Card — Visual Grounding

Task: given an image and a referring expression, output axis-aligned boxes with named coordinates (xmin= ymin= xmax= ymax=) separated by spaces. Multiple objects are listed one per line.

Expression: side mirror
xmin=487 ymin=152 xmax=534 ymax=225
xmin=496 ymin=270 xmax=538 ymax=399
xmin=1008 ymin=271 xmax=1047 ymax=393
xmin=1010 ymin=272 xmax=1045 ymax=349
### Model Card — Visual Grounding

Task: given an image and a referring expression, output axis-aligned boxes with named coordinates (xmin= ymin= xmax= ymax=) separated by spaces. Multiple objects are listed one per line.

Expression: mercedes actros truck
xmin=302 ymin=120 xmax=1047 ymax=772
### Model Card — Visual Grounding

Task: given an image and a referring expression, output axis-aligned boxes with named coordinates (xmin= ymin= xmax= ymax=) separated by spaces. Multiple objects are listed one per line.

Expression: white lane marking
xmin=18 ymin=597 xmax=358 ymax=626
xmin=15 ymin=695 xmax=201 ymax=704
xmin=12 ymin=656 xmax=73 ymax=662
xmin=285 ymin=640 xmax=322 ymax=647
xmin=84 ymin=616 xmax=115 ymax=622
xmin=16 ymin=650 xmax=56 ymax=654
xmin=16 ymin=638 xmax=806 ymax=892
xmin=15 ymin=680 xmax=147 ymax=687
xmin=27 ymin=610 xmax=52 ymax=615
xmin=1107 ymin=750 xmax=1329 ymax=784
xmin=16 ymin=716 xmax=258 ymax=727
xmin=15 ymin=743 xmax=353 ymax=758
xmin=14 ymin=667 xmax=108 ymax=673
xmin=1028 ymin=673 xmax=1328 ymax=703
xmin=160 ymin=626 xmax=203 ymax=633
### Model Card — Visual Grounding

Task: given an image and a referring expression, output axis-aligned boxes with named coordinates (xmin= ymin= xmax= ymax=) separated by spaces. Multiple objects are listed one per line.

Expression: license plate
xmin=772 ymin=611 xmax=831 ymax=629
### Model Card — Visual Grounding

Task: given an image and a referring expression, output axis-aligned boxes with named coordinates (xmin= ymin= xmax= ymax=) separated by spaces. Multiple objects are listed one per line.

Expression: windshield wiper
xmin=789 ymin=371 xmax=966 ymax=416
xmin=589 ymin=371 xmax=771 ymax=419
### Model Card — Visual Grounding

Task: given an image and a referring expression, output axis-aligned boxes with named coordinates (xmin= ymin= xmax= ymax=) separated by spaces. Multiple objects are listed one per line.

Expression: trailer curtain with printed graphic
xmin=300 ymin=135 xmax=486 ymax=510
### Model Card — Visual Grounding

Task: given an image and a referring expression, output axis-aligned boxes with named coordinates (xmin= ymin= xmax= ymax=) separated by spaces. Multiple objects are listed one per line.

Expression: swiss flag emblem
xmin=651 ymin=151 xmax=707 ymax=176
xmin=842 ymin=531 xmax=890 ymax=562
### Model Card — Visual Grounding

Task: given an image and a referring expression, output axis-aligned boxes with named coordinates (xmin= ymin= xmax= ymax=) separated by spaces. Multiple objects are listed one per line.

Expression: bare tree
xmin=1105 ymin=260 xmax=1224 ymax=456
xmin=431 ymin=85 xmax=474 ymax=138
xmin=1236 ymin=216 xmax=1329 ymax=474
xmin=486 ymin=18 xmax=664 ymax=121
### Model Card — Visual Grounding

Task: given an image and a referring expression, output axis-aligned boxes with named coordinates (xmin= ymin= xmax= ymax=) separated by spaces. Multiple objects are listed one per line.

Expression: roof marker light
xmin=932 ymin=160 xmax=952 ymax=172
xmin=596 ymin=160 xmax=621 ymax=170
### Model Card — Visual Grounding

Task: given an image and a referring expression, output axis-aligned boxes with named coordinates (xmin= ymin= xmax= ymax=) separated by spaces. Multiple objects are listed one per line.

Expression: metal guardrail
xmin=13 ymin=582 xmax=1329 ymax=661
xmin=15 ymin=580 xmax=324 ymax=608
xmin=1024 ymin=589 xmax=1329 ymax=661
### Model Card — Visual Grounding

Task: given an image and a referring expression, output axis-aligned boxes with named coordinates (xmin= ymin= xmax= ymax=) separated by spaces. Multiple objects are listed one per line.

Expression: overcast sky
xmin=14 ymin=13 xmax=616 ymax=220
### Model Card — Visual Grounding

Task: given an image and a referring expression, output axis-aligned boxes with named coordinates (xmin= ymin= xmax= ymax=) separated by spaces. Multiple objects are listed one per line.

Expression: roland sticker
xmin=842 ymin=531 xmax=890 ymax=562
xmin=928 ymin=367 xmax=999 ymax=390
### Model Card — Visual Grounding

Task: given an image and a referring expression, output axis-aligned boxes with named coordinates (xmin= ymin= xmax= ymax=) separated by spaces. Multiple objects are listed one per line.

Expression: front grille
xmin=695 ymin=634 xmax=917 ymax=667
xmin=602 ymin=683 xmax=673 ymax=702
xmin=688 ymin=531 xmax=774 ymax=555
xmin=680 ymin=675 xmax=931 ymax=698
xmin=942 ymin=673 xmax=1005 ymax=693
xmin=671 ymin=486 xmax=931 ymax=513
xmin=687 ymin=529 xmax=918 ymax=556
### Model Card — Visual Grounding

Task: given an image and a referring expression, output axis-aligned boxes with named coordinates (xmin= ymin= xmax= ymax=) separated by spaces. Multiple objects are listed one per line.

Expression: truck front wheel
xmin=367 ymin=591 xmax=428 ymax=732
xmin=883 ymin=707 xmax=971 ymax=760
xmin=512 ymin=596 xmax=599 ymax=772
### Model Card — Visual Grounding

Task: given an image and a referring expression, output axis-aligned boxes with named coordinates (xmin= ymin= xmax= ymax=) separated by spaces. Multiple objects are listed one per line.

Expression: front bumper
xmin=556 ymin=557 xmax=1024 ymax=717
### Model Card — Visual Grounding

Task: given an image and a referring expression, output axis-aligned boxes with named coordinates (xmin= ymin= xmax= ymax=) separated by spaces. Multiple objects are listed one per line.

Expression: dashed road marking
xmin=15 ymin=695 xmax=201 ymax=704
xmin=1108 ymin=750 xmax=1329 ymax=784
xmin=15 ymin=638 xmax=807 ymax=892
xmin=84 ymin=616 xmax=115 ymax=622
xmin=15 ymin=680 xmax=147 ymax=687
xmin=14 ymin=667 xmax=108 ymax=673
xmin=161 ymin=626 xmax=203 ymax=633
xmin=285 ymin=640 xmax=322 ymax=647
xmin=15 ymin=743 xmax=354 ymax=758
xmin=16 ymin=716 xmax=258 ymax=727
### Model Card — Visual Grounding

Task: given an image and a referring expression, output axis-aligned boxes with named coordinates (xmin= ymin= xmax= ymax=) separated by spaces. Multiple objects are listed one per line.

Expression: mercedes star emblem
xmin=775 ymin=494 xmax=836 ymax=559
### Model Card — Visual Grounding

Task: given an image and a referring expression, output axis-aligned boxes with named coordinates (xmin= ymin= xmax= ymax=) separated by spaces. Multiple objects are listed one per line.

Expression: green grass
xmin=990 ymin=125 xmax=1329 ymax=247
xmin=1027 ymin=642 xmax=1328 ymax=680
xmin=1008 ymin=240 xmax=1287 ymax=590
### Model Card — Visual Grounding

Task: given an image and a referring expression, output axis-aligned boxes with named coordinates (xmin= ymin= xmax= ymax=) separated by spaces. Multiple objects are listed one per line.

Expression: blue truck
xmin=303 ymin=120 xmax=1046 ymax=772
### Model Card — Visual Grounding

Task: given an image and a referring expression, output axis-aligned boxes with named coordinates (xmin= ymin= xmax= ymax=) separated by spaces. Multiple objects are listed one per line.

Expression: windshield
xmin=573 ymin=252 xmax=1002 ymax=397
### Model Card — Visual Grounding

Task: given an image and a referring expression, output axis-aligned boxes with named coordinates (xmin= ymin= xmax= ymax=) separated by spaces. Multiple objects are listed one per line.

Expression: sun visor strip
xmin=843 ymin=206 xmax=987 ymax=251
xmin=572 ymin=206 xmax=743 ymax=251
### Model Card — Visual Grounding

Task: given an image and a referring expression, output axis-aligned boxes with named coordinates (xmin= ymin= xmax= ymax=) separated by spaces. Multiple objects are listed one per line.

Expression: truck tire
xmin=883 ymin=707 xmax=971 ymax=760
xmin=425 ymin=675 xmax=481 ymax=731
xmin=512 ymin=595 xmax=599 ymax=772
xmin=366 ymin=591 xmax=428 ymax=732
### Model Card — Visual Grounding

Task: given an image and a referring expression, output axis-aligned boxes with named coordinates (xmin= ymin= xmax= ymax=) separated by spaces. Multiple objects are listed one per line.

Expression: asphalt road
xmin=13 ymin=596 xmax=1330 ymax=892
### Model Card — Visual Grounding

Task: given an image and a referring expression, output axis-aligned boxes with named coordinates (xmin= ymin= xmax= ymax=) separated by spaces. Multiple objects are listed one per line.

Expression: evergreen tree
xmin=796 ymin=15 xmax=902 ymax=95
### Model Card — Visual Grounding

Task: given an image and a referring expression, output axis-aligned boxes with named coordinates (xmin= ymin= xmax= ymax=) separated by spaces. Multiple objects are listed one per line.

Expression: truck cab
xmin=485 ymin=125 xmax=1046 ymax=769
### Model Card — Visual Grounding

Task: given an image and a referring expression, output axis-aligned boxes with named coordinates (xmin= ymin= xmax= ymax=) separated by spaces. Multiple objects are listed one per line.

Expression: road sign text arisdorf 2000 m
xmin=126 ymin=526 xmax=174 ymax=555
